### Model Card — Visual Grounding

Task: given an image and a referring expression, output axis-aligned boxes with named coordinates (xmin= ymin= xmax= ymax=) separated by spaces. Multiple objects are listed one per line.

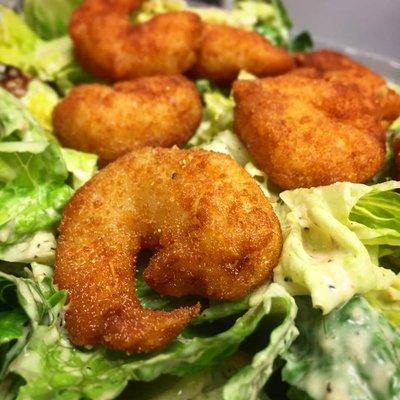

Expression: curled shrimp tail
xmin=101 ymin=305 xmax=200 ymax=353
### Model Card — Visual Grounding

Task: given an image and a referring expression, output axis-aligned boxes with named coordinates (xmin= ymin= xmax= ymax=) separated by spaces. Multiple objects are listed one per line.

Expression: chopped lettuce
xmin=0 ymin=263 xmax=64 ymax=383
xmin=188 ymin=86 xmax=234 ymax=147
xmin=274 ymin=181 xmax=399 ymax=313
xmin=364 ymin=274 xmax=400 ymax=327
xmin=23 ymin=0 xmax=82 ymax=40
xmin=61 ymin=148 xmax=98 ymax=189
xmin=2 ymin=260 xmax=297 ymax=400
xmin=282 ymin=296 xmax=400 ymax=400
xmin=0 ymin=87 xmax=72 ymax=258
xmin=349 ymin=185 xmax=400 ymax=247
xmin=0 ymin=87 xmax=95 ymax=264
xmin=0 ymin=6 xmax=92 ymax=93
xmin=20 ymin=79 xmax=59 ymax=132
xmin=19 ymin=78 xmax=99 ymax=189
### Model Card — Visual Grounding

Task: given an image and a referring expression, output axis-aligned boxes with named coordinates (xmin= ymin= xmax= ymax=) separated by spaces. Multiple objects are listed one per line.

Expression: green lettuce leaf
xmin=60 ymin=148 xmax=98 ymax=189
xmin=273 ymin=181 xmax=399 ymax=313
xmin=6 ymin=274 xmax=296 ymax=400
xmin=23 ymin=0 xmax=82 ymax=40
xmin=0 ymin=87 xmax=73 ymax=261
xmin=19 ymin=79 xmax=99 ymax=189
xmin=188 ymin=87 xmax=234 ymax=147
xmin=119 ymin=354 xmax=253 ymax=400
xmin=0 ymin=263 xmax=63 ymax=386
xmin=20 ymin=79 xmax=59 ymax=132
xmin=349 ymin=184 xmax=400 ymax=247
xmin=0 ymin=6 xmax=93 ymax=93
xmin=364 ymin=274 xmax=400 ymax=327
xmin=0 ymin=310 xmax=27 ymax=345
xmin=0 ymin=82 xmax=97 ymax=263
xmin=222 ymin=284 xmax=298 ymax=400
xmin=282 ymin=296 xmax=400 ymax=400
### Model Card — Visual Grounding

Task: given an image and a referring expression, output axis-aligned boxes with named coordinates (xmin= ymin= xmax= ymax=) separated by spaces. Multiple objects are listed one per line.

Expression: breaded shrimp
xmin=233 ymin=74 xmax=385 ymax=189
xmin=191 ymin=24 xmax=293 ymax=83
xmin=294 ymin=50 xmax=400 ymax=129
xmin=70 ymin=0 xmax=203 ymax=81
xmin=52 ymin=75 xmax=202 ymax=165
xmin=55 ymin=147 xmax=282 ymax=353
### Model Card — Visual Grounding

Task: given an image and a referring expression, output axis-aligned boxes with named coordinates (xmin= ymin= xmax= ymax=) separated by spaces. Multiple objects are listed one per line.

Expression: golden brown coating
xmin=53 ymin=75 xmax=202 ymax=165
xmin=55 ymin=147 xmax=282 ymax=353
xmin=191 ymin=24 xmax=293 ymax=83
xmin=70 ymin=0 xmax=203 ymax=81
xmin=294 ymin=50 xmax=400 ymax=129
xmin=233 ymin=74 xmax=386 ymax=189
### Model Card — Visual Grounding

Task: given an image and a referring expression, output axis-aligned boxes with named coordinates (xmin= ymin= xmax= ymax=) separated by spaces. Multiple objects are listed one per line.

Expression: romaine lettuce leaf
xmin=19 ymin=79 xmax=99 ymax=189
xmin=61 ymin=148 xmax=98 ymax=189
xmin=0 ymin=6 xmax=93 ymax=93
xmin=0 ymin=262 xmax=63 ymax=386
xmin=20 ymin=79 xmax=59 ymax=131
xmin=349 ymin=181 xmax=400 ymax=247
xmin=282 ymin=296 xmax=400 ymax=400
xmin=274 ymin=181 xmax=399 ymax=313
xmin=0 ymin=87 xmax=73 ymax=260
xmin=5 ymin=268 xmax=297 ymax=400
xmin=188 ymin=87 xmax=234 ymax=147
xmin=0 ymin=80 xmax=97 ymax=263
xmin=364 ymin=274 xmax=400 ymax=327
xmin=0 ymin=231 xmax=57 ymax=264
xmin=223 ymin=284 xmax=298 ymax=400
xmin=23 ymin=0 xmax=82 ymax=40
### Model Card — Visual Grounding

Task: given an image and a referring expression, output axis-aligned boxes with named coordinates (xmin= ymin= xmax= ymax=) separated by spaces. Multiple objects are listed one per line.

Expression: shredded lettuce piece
xmin=0 ymin=88 xmax=73 ymax=255
xmin=19 ymin=79 xmax=99 ymax=189
xmin=223 ymin=284 xmax=298 ymax=400
xmin=282 ymin=296 xmax=400 ymax=400
xmin=20 ymin=80 xmax=59 ymax=132
xmin=364 ymin=274 xmax=400 ymax=327
xmin=2 ymin=263 xmax=297 ymax=400
xmin=349 ymin=186 xmax=400 ymax=246
xmin=188 ymin=87 xmax=234 ymax=147
xmin=0 ymin=6 xmax=93 ymax=93
xmin=0 ymin=263 xmax=64 ymax=384
xmin=0 ymin=87 xmax=96 ymax=264
xmin=0 ymin=231 xmax=57 ymax=264
xmin=60 ymin=148 xmax=98 ymax=189
xmin=274 ymin=181 xmax=399 ymax=313
xmin=23 ymin=0 xmax=82 ymax=40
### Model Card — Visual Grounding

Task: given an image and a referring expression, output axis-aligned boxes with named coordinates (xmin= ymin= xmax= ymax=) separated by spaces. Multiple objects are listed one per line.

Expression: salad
xmin=0 ymin=0 xmax=399 ymax=399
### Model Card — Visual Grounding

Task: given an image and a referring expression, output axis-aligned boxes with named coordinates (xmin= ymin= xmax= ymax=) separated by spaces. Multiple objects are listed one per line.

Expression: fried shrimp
xmin=70 ymin=0 xmax=203 ymax=81
xmin=191 ymin=24 xmax=293 ymax=83
xmin=52 ymin=75 xmax=202 ymax=165
xmin=233 ymin=74 xmax=386 ymax=189
xmin=55 ymin=147 xmax=282 ymax=353
xmin=294 ymin=50 xmax=400 ymax=129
